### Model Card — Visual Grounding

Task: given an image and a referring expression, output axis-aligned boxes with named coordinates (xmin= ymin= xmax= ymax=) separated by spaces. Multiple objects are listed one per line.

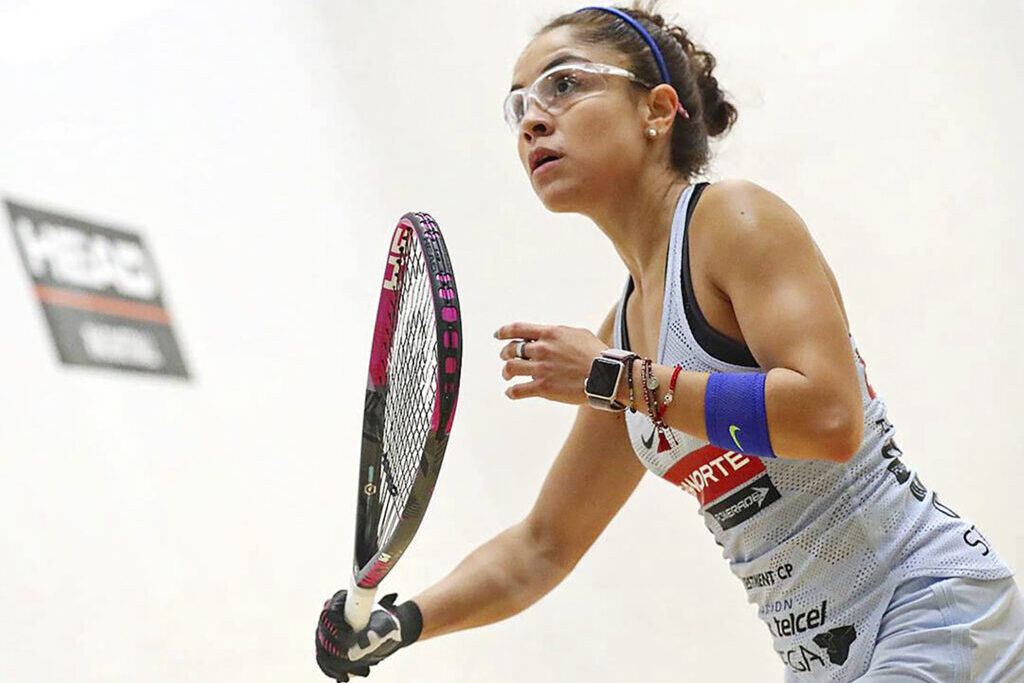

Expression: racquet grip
xmin=344 ymin=578 xmax=378 ymax=631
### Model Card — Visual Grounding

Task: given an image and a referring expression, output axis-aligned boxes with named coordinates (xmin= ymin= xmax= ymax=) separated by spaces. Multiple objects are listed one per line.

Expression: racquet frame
xmin=345 ymin=212 xmax=461 ymax=630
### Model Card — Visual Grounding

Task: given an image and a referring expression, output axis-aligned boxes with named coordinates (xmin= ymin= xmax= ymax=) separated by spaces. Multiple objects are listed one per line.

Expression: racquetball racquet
xmin=344 ymin=211 xmax=462 ymax=630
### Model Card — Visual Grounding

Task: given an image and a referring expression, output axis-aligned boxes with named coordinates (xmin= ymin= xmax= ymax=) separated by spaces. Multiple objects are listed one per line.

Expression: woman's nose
xmin=520 ymin=97 xmax=553 ymax=141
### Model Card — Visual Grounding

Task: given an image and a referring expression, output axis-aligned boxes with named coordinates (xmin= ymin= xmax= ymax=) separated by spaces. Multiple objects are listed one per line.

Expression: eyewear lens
xmin=505 ymin=66 xmax=609 ymax=130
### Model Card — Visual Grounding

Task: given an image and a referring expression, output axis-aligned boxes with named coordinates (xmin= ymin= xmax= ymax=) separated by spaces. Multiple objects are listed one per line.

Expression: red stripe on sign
xmin=34 ymin=286 xmax=171 ymax=325
xmin=662 ymin=444 xmax=765 ymax=506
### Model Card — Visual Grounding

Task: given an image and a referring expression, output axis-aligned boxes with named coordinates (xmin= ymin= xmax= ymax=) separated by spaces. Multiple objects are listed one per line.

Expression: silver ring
xmin=515 ymin=340 xmax=530 ymax=360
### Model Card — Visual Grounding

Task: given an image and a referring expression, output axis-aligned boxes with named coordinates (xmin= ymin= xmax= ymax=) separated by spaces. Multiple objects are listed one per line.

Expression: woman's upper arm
xmin=699 ymin=180 xmax=863 ymax=449
xmin=522 ymin=305 xmax=646 ymax=571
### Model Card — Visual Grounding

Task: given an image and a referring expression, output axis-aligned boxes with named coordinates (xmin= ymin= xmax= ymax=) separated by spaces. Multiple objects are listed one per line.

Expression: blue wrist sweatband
xmin=704 ymin=372 xmax=776 ymax=458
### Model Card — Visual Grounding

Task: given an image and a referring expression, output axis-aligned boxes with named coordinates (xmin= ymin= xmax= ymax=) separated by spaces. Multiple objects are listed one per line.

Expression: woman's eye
xmin=552 ymin=75 xmax=579 ymax=96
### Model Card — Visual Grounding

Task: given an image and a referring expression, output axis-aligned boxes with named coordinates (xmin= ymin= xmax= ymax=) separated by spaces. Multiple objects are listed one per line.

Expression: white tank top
xmin=613 ymin=182 xmax=1013 ymax=681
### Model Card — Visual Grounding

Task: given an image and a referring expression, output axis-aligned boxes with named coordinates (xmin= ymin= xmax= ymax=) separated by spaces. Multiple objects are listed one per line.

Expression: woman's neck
xmin=585 ymin=168 xmax=691 ymax=299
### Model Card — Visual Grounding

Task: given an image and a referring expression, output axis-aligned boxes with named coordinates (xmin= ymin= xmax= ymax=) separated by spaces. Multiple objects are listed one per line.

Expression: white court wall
xmin=0 ymin=1 xmax=1020 ymax=681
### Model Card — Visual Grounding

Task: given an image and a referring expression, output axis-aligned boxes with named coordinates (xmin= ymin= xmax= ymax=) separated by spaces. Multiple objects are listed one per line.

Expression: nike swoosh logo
xmin=641 ymin=427 xmax=655 ymax=449
xmin=729 ymin=425 xmax=743 ymax=451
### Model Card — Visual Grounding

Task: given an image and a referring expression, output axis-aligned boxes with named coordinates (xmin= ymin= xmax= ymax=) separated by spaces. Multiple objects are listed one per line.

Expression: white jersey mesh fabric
xmin=613 ymin=183 xmax=1013 ymax=681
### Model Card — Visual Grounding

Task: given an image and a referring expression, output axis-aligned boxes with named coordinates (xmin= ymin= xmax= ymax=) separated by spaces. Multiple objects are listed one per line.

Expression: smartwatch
xmin=584 ymin=348 xmax=637 ymax=412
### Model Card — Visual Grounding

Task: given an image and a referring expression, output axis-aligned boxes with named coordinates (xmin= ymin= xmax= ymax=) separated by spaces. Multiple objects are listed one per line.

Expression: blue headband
xmin=576 ymin=6 xmax=672 ymax=84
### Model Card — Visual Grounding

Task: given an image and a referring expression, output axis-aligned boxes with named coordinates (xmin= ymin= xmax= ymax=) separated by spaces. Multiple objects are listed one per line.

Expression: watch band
xmin=601 ymin=348 xmax=637 ymax=362
xmin=587 ymin=394 xmax=626 ymax=412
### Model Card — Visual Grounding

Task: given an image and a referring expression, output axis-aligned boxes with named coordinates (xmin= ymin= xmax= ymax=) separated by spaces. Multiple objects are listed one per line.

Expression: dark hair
xmin=538 ymin=2 xmax=737 ymax=178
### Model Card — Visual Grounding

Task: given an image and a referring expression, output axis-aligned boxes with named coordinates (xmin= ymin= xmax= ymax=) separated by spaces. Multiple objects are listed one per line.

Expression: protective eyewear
xmin=503 ymin=61 xmax=654 ymax=132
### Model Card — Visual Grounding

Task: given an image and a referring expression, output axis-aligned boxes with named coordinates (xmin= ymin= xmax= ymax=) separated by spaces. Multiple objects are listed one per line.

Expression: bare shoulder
xmin=693 ymin=179 xmax=817 ymax=289
xmin=696 ymin=178 xmax=806 ymax=238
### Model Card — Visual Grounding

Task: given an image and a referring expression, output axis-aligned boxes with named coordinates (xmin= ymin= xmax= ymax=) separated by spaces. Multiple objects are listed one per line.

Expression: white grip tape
xmin=344 ymin=579 xmax=378 ymax=631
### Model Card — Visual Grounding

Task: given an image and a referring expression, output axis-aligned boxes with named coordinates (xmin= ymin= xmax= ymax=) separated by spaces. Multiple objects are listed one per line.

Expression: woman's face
xmin=510 ymin=27 xmax=651 ymax=213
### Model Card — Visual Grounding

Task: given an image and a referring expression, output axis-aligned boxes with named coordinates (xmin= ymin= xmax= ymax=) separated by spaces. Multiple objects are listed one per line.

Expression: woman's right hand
xmin=315 ymin=589 xmax=423 ymax=681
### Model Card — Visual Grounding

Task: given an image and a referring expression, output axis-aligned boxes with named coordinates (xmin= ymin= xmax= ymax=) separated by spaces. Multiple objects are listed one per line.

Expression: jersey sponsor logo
xmin=813 ymin=625 xmax=857 ymax=665
xmin=777 ymin=644 xmax=828 ymax=674
xmin=909 ymin=474 xmax=927 ymax=501
xmin=963 ymin=525 xmax=991 ymax=557
xmin=886 ymin=458 xmax=910 ymax=485
xmin=641 ymin=426 xmax=655 ymax=449
xmin=742 ymin=562 xmax=794 ymax=591
xmin=768 ymin=600 xmax=828 ymax=638
xmin=706 ymin=473 xmax=781 ymax=530
xmin=760 ymin=597 xmax=793 ymax=616
xmin=661 ymin=444 xmax=766 ymax=506
xmin=776 ymin=623 xmax=857 ymax=673
xmin=729 ymin=424 xmax=743 ymax=450
xmin=916 ymin=488 xmax=993 ymax=558
xmin=881 ymin=437 xmax=902 ymax=460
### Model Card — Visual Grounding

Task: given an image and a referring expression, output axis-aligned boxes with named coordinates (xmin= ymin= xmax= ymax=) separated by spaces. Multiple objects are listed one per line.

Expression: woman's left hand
xmin=494 ymin=322 xmax=608 ymax=404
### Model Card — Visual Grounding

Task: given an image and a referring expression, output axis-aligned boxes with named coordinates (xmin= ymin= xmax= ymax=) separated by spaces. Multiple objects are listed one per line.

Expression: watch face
xmin=586 ymin=358 xmax=621 ymax=398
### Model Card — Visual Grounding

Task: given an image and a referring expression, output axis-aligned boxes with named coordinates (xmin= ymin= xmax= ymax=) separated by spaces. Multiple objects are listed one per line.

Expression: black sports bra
xmin=619 ymin=182 xmax=759 ymax=367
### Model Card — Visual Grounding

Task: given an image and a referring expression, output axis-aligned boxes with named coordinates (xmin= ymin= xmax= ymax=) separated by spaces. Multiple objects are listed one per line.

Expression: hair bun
xmin=690 ymin=54 xmax=736 ymax=138
xmin=656 ymin=17 xmax=737 ymax=138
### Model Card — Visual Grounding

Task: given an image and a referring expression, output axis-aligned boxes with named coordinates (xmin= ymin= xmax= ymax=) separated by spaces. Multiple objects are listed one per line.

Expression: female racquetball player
xmin=316 ymin=4 xmax=1024 ymax=681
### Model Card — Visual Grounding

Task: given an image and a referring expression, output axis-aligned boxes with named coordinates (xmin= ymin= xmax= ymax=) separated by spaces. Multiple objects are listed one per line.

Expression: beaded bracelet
xmin=640 ymin=357 xmax=656 ymax=423
xmin=641 ymin=358 xmax=668 ymax=440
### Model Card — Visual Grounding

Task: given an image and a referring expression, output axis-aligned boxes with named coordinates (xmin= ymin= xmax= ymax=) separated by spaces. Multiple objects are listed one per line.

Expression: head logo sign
xmin=6 ymin=199 xmax=189 ymax=378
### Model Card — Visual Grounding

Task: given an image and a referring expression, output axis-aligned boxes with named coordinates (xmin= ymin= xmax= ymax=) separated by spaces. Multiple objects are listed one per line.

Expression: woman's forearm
xmin=412 ymin=521 xmax=570 ymax=641
xmin=615 ymin=363 xmax=860 ymax=462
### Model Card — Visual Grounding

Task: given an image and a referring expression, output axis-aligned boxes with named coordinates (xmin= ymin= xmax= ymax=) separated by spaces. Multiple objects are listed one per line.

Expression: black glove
xmin=316 ymin=590 xmax=423 ymax=681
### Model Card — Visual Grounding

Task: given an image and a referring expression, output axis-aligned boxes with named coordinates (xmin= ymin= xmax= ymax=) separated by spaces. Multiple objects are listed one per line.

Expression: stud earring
xmin=646 ymin=128 xmax=658 ymax=139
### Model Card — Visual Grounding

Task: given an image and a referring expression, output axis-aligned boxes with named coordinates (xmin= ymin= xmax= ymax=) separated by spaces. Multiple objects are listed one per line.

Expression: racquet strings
xmin=376 ymin=231 xmax=438 ymax=552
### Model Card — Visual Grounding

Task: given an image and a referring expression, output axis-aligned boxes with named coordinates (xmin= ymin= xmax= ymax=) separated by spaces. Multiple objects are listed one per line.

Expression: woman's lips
xmin=531 ymin=156 xmax=563 ymax=179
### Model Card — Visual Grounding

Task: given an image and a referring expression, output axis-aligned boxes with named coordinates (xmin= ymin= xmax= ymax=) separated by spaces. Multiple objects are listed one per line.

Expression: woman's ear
xmin=643 ymin=83 xmax=681 ymax=134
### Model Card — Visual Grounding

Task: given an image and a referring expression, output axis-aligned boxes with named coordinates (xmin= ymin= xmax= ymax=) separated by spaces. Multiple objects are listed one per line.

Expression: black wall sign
xmin=6 ymin=199 xmax=190 ymax=378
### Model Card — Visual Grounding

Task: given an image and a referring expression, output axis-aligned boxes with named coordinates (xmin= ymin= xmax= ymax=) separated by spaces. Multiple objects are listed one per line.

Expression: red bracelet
xmin=657 ymin=364 xmax=683 ymax=419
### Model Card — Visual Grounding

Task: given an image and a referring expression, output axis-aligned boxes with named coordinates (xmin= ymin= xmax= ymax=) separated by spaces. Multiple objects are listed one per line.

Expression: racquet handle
xmin=344 ymin=577 xmax=378 ymax=631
